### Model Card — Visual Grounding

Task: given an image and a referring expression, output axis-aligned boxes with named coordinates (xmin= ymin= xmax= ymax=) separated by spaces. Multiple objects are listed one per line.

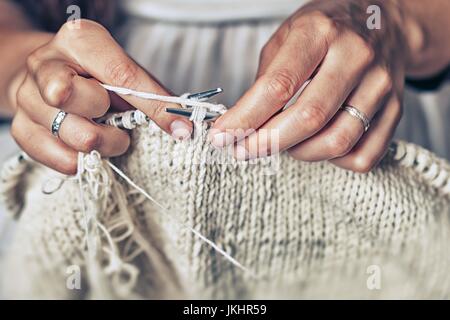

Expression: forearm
xmin=0 ymin=1 xmax=53 ymax=117
xmin=399 ymin=0 xmax=450 ymax=77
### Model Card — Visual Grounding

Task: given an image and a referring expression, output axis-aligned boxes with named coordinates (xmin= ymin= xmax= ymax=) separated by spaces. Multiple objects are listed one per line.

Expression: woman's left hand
xmin=209 ymin=0 xmax=410 ymax=173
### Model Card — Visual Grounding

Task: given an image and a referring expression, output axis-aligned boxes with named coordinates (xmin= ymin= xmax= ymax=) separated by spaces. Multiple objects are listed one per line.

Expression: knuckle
xmin=16 ymin=83 xmax=28 ymax=108
xmin=377 ymin=68 xmax=393 ymax=95
xmin=317 ymin=18 xmax=337 ymax=39
xmin=326 ymin=131 xmax=354 ymax=157
xmin=58 ymin=19 xmax=107 ymax=41
xmin=293 ymin=100 xmax=328 ymax=133
xmin=79 ymin=129 xmax=101 ymax=152
xmin=10 ymin=116 xmax=21 ymax=140
xmin=266 ymin=69 xmax=298 ymax=102
xmin=289 ymin=16 xmax=308 ymax=31
xmin=355 ymin=37 xmax=375 ymax=66
xmin=26 ymin=49 xmax=42 ymax=73
xmin=309 ymin=12 xmax=338 ymax=39
xmin=290 ymin=13 xmax=337 ymax=45
xmin=105 ymin=60 xmax=140 ymax=89
xmin=350 ymin=154 xmax=376 ymax=173
xmin=58 ymin=156 xmax=78 ymax=175
xmin=144 ymin=99 xmax=166 ymax=120
xmin=44 ymin=78 xmax=73 ymax=107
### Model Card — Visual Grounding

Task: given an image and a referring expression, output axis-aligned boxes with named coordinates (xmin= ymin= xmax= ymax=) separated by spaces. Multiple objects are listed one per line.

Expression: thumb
xmin=55 ymin=20 xmax=192 ymax=138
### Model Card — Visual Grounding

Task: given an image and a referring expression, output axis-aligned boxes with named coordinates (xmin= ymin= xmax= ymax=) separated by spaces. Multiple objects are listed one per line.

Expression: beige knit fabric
xmin=1 ymin=122 xmax=450 ymax=299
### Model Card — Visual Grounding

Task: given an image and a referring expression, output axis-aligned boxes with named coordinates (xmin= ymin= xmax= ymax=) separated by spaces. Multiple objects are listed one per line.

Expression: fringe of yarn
xmin=76 ymin=151 xmax=128 ymax=298
xmin=75 ymin=151 xmax=183 ymax=298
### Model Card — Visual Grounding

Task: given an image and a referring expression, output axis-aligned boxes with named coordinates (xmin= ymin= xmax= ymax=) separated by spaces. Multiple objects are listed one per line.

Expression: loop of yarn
xmin=392 ymin=141 xmax=450 ymax=195
xmin=189 ymin=106 xmax=207 ymax=122
xmin=105 ymin=110 xmax=150 ymax=130
xmin=179 ymin=92 xmax=191 ymax=109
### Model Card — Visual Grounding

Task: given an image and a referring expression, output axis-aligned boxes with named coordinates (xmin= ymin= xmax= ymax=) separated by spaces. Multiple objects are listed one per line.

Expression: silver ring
xmin=51 ymin=111 xmax=67 ymax=137
xmin=341 ymin=105 xmax=370 ymax=132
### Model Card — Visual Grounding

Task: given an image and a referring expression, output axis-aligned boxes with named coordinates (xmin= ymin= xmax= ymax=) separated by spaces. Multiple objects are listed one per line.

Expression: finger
xmin=237 ymin=34 xmax=374 ymax=159
xmin=57 ymin=112 xmax=130 ymax=157
xmin=288 ymin=66 xmax=392 ymax=161
xmin=256 ymin=25 xmax=288 ymax=78
xmin=11 ymin=110 xmax=78 ymax=175
xmin=26 ymin=61 xmax=110 ymax=118
xmin=18 ymin=80 xmax=130 ymax=157
xmin=54 ymin=20 xmax=192 ymax=137
xmin=329 ymin=95 xmax=402 ymax=173
xmin=210 ymin=25 xmax=329 ymax=147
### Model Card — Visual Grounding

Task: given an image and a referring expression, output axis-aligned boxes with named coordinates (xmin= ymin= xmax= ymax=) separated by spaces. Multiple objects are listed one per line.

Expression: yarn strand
xmin=106 ymin=160 xmax=251 ymax=275
xmin=101 ymin=84 xmax=227 ymax=114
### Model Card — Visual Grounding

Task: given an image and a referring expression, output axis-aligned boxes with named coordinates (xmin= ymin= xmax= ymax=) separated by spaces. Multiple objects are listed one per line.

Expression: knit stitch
xmin=1 ymin=121 xmax=450 ymax=299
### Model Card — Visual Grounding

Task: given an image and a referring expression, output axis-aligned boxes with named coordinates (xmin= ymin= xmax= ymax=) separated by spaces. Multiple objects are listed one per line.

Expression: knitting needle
xmin=187 ymin=88 xmax=223 ymax=101
xmin=98 ymin=88 xmax=223 ymax=129
xmin=165 ymin=108 xmax=220 ymax=121
xmin=165 ymin=87 xmax=223 ymax=121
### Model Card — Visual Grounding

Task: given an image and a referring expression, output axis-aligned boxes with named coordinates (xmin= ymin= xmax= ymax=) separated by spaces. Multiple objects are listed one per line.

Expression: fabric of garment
xmin=117 ymin=0 xmax=450 ymax=159
xmin=1 ymin=122 xmax=450 ymax=299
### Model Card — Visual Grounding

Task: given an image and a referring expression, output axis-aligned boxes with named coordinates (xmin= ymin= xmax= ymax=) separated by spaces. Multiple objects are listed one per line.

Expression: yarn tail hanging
xmin=76 ymin=151 xmax=184 ymax=298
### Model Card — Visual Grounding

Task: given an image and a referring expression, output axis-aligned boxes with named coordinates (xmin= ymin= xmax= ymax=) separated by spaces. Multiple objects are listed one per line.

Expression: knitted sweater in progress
xmin=1 ymin=122 xmax=450 ymax=299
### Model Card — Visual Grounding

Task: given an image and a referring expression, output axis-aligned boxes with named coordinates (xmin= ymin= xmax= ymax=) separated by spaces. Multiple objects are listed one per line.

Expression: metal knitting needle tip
xmin=164 ymin=108 xmax=192 ymax=118
xmin=165 ymin=108 xmax=220 ymax=121
xmin=187 ymin=88 xmax=223 ymax=100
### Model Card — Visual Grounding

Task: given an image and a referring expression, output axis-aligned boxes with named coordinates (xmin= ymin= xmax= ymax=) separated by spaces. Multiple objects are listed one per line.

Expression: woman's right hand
xmin=9 ymin=19 xmax=192 ymax=175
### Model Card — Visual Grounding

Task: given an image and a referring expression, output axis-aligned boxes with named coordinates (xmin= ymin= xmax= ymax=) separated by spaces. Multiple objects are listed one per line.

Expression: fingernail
xmin=210 ymin=132 xmax=234 ymax=148
xmin=170 ymin=120 xmax=192 ymax=140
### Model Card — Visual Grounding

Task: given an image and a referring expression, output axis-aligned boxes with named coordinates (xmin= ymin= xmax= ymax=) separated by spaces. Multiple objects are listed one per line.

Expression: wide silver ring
xmin=341 ymin=105 xmax=370 ymax=132
xmin=51 ymin=110 xmax=67 ymax=137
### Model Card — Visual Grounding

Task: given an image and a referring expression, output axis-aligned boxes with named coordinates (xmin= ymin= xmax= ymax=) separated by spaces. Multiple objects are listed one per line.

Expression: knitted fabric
xmin=1 ymin=122 xmax=450 ymax=299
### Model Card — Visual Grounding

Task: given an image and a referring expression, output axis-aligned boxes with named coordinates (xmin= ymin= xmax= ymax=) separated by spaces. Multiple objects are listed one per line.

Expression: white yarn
xmin=101 ymin=84 xmax=228 ymax=114
xmin=77 ymin=151 xmax=140 ymax=298
xmin=104 ymin=110 xmax=150 ymax=129
xmin=189 ymin=106 xmax=208 ymax=122
xmin=106 ymin=160 xmax=251 ymax=274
